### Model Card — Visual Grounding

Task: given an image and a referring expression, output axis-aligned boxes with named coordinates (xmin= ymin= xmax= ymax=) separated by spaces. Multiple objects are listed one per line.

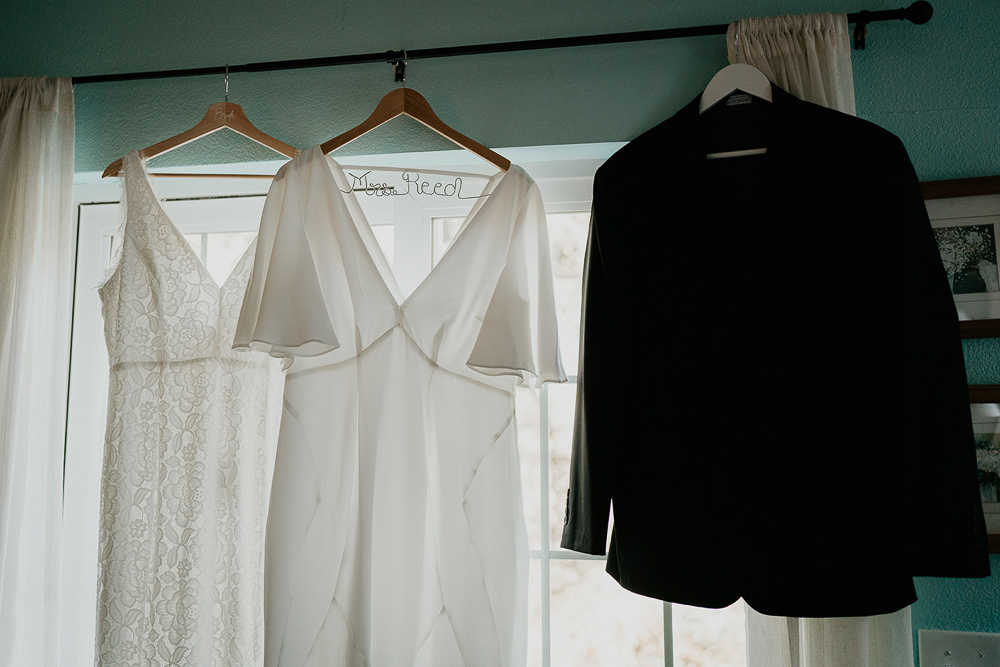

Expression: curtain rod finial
xmin=906 ymin=1 xmax=933 ymax=25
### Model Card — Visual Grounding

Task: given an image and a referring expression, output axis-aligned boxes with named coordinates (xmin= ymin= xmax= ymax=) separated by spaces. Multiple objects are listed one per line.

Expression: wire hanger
xmin=699 ymin=63 xmax=772 ymax=160
xmin=320 ymin=53 xmax=510 ymax=172
xmin=102 ymin=66 xmax=300 ymax=179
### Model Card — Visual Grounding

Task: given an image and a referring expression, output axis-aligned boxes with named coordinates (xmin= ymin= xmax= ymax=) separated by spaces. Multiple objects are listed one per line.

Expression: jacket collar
xmin=669 ymin=84 xmax=809 ymax=332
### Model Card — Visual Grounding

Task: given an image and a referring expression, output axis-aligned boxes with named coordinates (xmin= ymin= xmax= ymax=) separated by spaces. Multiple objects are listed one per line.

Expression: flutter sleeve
xmin=233 ymin=163 xmax=340 ymax=361
xmin=466 ymin=181 xmax=566 ymax=387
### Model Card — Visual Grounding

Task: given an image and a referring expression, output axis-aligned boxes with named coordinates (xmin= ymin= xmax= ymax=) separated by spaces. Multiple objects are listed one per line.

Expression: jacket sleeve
xmin=560 ymin=173 xmax=620 ymax=555
xmin=892 ymin=135 xmax=990 ymax=577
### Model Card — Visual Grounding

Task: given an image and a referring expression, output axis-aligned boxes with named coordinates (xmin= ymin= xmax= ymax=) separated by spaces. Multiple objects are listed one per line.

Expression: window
xmin=515 ymin=212 xmax=746 ymax=667
xmin=64 ymin=148 xmax=746 ymax=667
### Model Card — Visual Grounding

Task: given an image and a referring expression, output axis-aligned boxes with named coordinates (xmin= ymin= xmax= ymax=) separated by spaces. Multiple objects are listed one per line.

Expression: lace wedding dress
xmin=95 ymin=151 xmax=285 ymax=666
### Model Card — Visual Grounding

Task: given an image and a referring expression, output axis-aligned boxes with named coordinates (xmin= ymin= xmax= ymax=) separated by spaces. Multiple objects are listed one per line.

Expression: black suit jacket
xmin=560 ymin=85 xmax=990 ymax=618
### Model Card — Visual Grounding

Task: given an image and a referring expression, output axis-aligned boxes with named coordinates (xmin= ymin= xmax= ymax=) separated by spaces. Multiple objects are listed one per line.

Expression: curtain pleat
xmin=728 ymin=13 xmax=856 ymax=115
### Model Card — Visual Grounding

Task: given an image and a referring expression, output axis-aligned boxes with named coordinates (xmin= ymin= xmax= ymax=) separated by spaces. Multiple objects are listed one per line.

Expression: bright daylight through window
xmin=64 ymin=151 xmax=746 ymax=667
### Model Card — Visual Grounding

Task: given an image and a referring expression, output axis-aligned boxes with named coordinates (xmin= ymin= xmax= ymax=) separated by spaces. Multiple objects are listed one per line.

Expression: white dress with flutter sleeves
xmin=234 ymin=146 xmax=565 ymax=667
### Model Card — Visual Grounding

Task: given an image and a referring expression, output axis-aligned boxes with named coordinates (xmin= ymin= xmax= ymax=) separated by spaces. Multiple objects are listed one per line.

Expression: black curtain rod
xmin=71 ymin=1 xmax=932 ymax=86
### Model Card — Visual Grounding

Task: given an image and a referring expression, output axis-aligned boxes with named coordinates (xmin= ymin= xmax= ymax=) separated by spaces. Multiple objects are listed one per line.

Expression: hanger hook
xmin=225 ymin=64 xmax=229 ymax=103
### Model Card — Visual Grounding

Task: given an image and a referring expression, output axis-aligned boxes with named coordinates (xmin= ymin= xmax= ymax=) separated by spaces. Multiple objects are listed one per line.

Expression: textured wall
xmin=964 ymin=339 xmax=1000 ymax=384
xmin=2 ymin=0 xmax=999 ymax=663
xmin=852 ymin=0 xmax=1000 ymax=181
xmin=913 ymin=557 xmax=1000 ymax=635
xmin=912 ymin=555 xmax=1000 ymax=666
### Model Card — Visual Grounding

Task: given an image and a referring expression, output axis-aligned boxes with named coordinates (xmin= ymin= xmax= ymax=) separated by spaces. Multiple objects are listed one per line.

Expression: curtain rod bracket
xmin=854 ymin=2 xmax=933 ymax=50
xmin=386 ymin=50 xmax=407 ymax=82
xmin=853 ymin=11 xmax=870 ymax=49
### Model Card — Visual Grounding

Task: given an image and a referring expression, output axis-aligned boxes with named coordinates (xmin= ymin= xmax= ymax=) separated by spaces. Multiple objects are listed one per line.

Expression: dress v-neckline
xmin=130 ymin=152 xmax=257 ymax=293
xmin=320 ymin=148 xmax=510 ymax=308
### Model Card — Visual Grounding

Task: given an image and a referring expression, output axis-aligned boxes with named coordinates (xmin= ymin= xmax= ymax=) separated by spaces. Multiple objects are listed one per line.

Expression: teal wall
xmin=912 ymin=561 xmax=1000 ymax=649
xmin=3 ymin=0 xmax=999 ymax=663
xmin=1 ymin=0 xmax=997 ymax=179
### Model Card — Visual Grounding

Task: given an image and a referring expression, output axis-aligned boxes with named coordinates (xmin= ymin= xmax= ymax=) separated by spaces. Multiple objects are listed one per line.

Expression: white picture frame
xmin=925 ymin=178 xmax=1000 ymax=320
xmin=969 ymin=403 xmax=1000 ymax=539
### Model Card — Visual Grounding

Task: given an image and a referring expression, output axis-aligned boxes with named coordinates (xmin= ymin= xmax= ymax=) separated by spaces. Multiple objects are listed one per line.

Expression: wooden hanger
xmin=699 ymin=64 xmax=773 ymax=160
xmin=102 ymin=101 xmax=300 ymax=178
xmin=320 ymin=88 xmax=510 ymax=172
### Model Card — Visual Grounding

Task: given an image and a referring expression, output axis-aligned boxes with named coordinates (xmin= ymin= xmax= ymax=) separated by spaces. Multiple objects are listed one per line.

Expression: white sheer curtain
xmin=0 ymin=77 xmax=75 ymax=667
xmin=728 ymin=12 xmax=856 ymax=116
xmin=726 ymin=14 xmax=913 ymax=667
xmin=747 ymin=607 xmax=915 ymax=667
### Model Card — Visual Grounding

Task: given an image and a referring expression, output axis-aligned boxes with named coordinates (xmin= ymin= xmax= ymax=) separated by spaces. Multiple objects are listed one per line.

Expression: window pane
xmin=550 ymin=559 xmax=664 ymax=666
xmin=432 ymin=216 xmax=465 ymax=266
xmin=546 ymin=212 xmax=589 ymax=368
xmin=672 ymin=601 xmax=746 ymax=667
xmin=517 ymin=386 xmax=542 ymax=551
xmin=372 ymin=224 xmax=394 ymax=269
xmin=183 ymin=233 xmax=204 ymax=264
xmin=206 ymin=231 xmax=256 ymax=285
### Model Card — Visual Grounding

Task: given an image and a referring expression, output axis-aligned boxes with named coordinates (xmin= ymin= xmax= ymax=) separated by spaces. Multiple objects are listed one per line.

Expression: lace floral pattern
xmin=96 ymin=152 xmax=284 ymax=666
